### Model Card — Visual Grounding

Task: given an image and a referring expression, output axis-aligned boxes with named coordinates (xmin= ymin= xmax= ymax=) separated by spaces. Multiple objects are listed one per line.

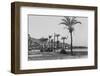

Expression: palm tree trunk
xmin=63 ymin=40 xmax=64 ymax=49
xmin=70 ymin=32 xmax=73 ymax=55
xmin=57 ymin=37 xmax=58 ymax=48
xmin=49 ymin=38 xmax=50 ymax=48
xmin=63 ymin=39 xmax=66 ymax=49
xmin=54 ymin=34 xmax=55 ymax=52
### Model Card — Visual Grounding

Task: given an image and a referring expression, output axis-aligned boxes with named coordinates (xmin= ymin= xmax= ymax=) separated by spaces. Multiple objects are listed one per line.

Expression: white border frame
xmin=20 ymin=6 xmax=95 ymax=70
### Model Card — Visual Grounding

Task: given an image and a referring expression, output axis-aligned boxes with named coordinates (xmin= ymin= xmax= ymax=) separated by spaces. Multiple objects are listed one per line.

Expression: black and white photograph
xmin=11 ymin=2 xmax=97 ymax=74
xmin=28 ymin=15 xmax=88 ymax=61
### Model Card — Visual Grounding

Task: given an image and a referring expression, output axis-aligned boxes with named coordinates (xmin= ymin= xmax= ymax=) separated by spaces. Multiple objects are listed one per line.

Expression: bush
xmin=60 ymin=49 xmax=67 ymax=54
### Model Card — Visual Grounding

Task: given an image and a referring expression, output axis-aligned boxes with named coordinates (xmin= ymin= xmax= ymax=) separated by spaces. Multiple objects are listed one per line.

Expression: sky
xmin=28 ymin=15 xmax=88 ymax=46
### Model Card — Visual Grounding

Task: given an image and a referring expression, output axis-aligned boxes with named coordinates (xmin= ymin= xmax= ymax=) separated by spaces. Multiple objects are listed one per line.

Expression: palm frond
xmin=72 ymin=16 xmax=77 ymax=20
xmin=61 ymin=19 xmax=69 ymax=24
xmin=60 ymin=16 xmax=81 ymax=33
xmin=64 ymin=16 xmax=71 ymax=25
xmin=71 ymin=17 xmax=76 ymax=23
xmin=70 ymin=17 xmax=81 ymax=26
xmin=59 ymin=22 xmax=69 ymax=27
xmin=73 ymin=21 xmax=81 ymax=25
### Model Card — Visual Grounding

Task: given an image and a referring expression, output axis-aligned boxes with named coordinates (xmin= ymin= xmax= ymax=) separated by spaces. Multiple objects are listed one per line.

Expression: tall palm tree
xmin=53 ymin=33 xmax=56 ymax=52
xmin=51 ymin=39 xmax=54 ymax=50
xmin=48 ymin=35 xmax=52 ymax=52
xmin=55 ymin=34 xmax=60 ymax=48
xmin=48 ymin=35 xmax=52 ymax=48
xmin=60 ymin=16 xmax=81 ymax=55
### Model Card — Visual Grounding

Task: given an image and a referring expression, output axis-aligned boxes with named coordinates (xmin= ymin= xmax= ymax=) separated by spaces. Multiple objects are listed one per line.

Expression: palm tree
xmin=55 ymin=34 xmax=60 ymax=48
xmin=48 ymin=35 xmax=52 ymax=52
xmin=53 ymin=33 xmax=56 ymax=52
xmin=60 ymin=16 xmax=81 ymax=55
xmin=61 ymin=37 xmax=67 ymax=49
xmin=60 ymin=37 xmax=67 ymax=54
xmin=48 ymin=35 xmax=52 ymax=48
xmin=51 ymin=39 xmax=54 ymax=51
xmin=39 ymin=38 xmax=48 ymax=52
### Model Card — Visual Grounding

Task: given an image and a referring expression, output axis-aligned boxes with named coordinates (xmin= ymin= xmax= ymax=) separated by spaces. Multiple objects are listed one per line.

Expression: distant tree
xmin=48 ymin=35 xmax=52 ymax=48
xmin=60 ymin=16 xmax=81 ymax=55
xmin=55 ymin=34 xmax=60 ymax=48
xmin=61 ymin=37 xmax=67 ymax=49
xmin=51 ymin=39 xmax=54 ymax=50
xmin=53 ymin=33 xmax=56 ymax=52
xmin=48 ymin=35 xmax=53 ymax=52
xmin=60 ymin=37 xmax=67 ymax=54
xmin=39 ymin=38 xmax=48 ymax=52
xmin=28 ymin=34 xmax=33 ymax=51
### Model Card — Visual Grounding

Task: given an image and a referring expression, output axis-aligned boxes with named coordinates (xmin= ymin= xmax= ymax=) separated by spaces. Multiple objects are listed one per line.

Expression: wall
xmin=0 ymin=0 xmax=99 ymax=76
